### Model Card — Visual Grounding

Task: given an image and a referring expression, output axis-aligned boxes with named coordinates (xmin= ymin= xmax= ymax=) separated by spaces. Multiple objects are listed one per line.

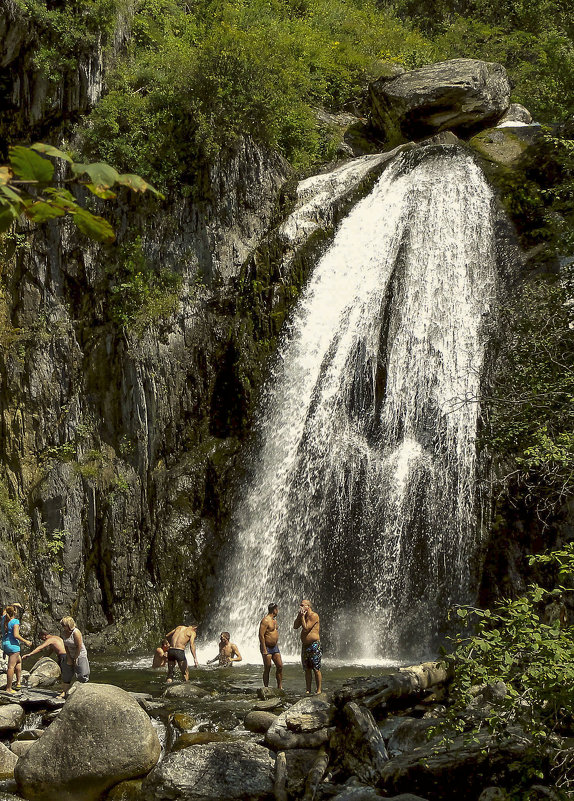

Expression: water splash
xmin=213 ymin=146 xmax=498 ymax=661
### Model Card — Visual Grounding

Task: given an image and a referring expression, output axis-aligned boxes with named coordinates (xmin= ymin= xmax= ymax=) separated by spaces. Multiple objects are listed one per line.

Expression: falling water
xmin=213 ymin=145 xmax=499 ymax=661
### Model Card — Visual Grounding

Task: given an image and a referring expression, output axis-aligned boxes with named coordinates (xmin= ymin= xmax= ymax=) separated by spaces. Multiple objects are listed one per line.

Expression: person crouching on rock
xmin=59 ymin=616 xmax=90 ymax=697
xmin=207 ymin=632 xmax=242 ymax=667
xmin=1 ymin=605 xmax=32 ymax=693
xmin=22 ymin=630 xmax=67 ymax=676
xmin=165 ymin=623 xmax=199 ymax=682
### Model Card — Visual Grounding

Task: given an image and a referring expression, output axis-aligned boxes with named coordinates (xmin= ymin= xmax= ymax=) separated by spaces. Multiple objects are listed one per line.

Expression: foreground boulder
xmin=0 ymin=741 xmax=18 ymax=779
xmin=331 ymin=702 xmax=388 ymax=784
xmin=15 ymin=683 xmax=161 ymax=801
xmin=266 ymin=695 xmax=334 ymax=750
xmin=0 ymin=704 xmax=25 ymax=733
xmin=369 ymin=59 xmax=511 ymax=143
xmin=141 ymin=741 xmax=275 ymax=800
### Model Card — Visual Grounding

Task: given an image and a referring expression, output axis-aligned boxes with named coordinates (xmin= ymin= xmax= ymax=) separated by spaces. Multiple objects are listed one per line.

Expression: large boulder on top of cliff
xmin=14 ymin=683 xmax=161 ymax=801
xmin=369 ymin=58 xmax=511 ymax=143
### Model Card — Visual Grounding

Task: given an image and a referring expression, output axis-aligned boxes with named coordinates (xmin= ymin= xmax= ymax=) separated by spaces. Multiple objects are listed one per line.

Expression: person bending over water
xmin=153 ymin=638 xmax=170 ymax=668
xmin=165 ymin=624 xmax=198 ymax=682
xmin=60 ymin=617 xmax=90 ymax=697
xmin=294 ymin=599 xmax=322 ymax=694
xmin=207 ymin=632 xmax=242 ymax=667
xmin=23 ymin=631 xmax=67 ymax=675
xmin=259 ymin=603 xmax=283 ymax=689
xmin=1 ymin=605 xmax=32 ymax=693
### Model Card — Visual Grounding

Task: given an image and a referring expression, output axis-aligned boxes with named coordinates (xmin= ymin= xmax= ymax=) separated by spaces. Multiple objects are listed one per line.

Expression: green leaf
xmin=0 ymin=184 xmax=24 ymax=204
xmin=117 ymin=173 xmax=164 ymax=198
xmin=71 ymin=162 xmax=120 ymax=189
xmin=9 ymin=146 xmax=54 ymax=183
xmin=24 ymin=201 xmax=66 ymax=223
xmin=0 ymin=201 xmax=19 ymax=233
xmin=43 ymin=188 xmax=78 ymax=210
xmin=30 ymin=142 xmax=73 ymax=163
xmin=86 ymin=184 xmax=117 ymax=200
xmin=71 ymin=208 xmax=115 ymax=243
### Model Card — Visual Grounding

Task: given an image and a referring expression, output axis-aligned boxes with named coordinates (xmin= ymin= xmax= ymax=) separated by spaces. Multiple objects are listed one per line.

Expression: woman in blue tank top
xmin=1 ymin=605 xmax=32 ymax=693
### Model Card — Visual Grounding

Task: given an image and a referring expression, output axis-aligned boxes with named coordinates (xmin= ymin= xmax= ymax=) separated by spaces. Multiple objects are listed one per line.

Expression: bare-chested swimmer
xmin=259 ymin=603 xmax=283 ymax=689
xmin=152 ymin=638 xmax=170 ymax=668
xmin=207 ymin=632 xmax=242 ymax=667
xmin=294 ymin=599 xmax=322 ymax=694
xmin=165 ymin=624 xmax=198 ymax=682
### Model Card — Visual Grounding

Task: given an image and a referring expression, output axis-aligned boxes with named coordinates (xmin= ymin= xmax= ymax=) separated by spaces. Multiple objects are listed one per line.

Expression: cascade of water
xmin=212 ymin=145 xmax=498 ymax=662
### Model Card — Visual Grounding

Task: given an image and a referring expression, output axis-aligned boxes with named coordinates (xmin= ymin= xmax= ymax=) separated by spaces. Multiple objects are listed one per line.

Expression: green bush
xmin=79 ymin=0 xmax=433 ymax=185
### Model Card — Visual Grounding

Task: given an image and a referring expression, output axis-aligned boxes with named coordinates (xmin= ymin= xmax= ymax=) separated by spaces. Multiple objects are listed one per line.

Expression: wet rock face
xmin=369 ymin=58 xmax=511 ymax=143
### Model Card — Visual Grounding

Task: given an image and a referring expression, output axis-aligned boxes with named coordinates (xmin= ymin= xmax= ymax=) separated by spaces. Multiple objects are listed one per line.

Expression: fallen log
xmin=333 ymin=662 xmax=453 ymax=711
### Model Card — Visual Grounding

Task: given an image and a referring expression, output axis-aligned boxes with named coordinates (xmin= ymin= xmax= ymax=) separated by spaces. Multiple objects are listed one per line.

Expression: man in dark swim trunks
xmin=294 ymin=599 xmax=322 ymax=694
xmin=259 ymin=603 xmax=283 ymax=689
xmin=165 ymin=624 xmax=198 ymax=682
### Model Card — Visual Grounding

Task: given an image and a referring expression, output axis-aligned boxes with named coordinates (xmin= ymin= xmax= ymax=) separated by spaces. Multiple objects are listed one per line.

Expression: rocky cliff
xmin=2 ymin=1 xmax=568 ymax=644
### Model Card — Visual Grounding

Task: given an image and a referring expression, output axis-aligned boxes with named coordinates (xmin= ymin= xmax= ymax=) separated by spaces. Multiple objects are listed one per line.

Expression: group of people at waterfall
xmin=1 ymin=604 xmax=90 ymax=696
xmin=153 ymin=598 xmax=323 ymax=694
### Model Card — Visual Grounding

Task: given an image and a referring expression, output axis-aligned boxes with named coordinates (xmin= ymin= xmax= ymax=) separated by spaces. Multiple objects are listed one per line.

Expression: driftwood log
xmin=333 ymin=661 xmax=453 ymax=711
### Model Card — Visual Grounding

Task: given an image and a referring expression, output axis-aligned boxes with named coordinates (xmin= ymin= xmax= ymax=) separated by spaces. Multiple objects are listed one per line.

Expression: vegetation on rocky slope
xmin=11 ymin=0 xmax=571 ymax=188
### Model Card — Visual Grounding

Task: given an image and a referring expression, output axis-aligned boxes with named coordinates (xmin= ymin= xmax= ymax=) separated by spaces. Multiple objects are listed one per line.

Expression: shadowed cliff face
xmin=0 ymin=110 xmax=401 ymax=643
xmin=0 ymin=120 xmax=295 ymax=640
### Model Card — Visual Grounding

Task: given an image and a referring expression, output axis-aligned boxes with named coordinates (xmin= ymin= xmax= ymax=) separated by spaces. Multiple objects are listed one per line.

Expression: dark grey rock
xmin=252 ymin=698 xmax=284 ymax=712
xmin=369 ymin=58 xmax=511 ymax=142
xmin=266 ymin=696 xmax=334 ymax=750
xmin=0 ymin=704 xmax=25 ymax=733
xmin=0 ymin=741 xmax=18 ymax=779
xmin=163 ymin=683 xmax=208 ymax=699
xmin=15 ymin=683 xmax=161 ymax=801
xmin=497 ymin=103 xmax=532 ymax=125
xmin=244 ymin=710 xmax=278 ymax=733
xmin=331 ymin=702 xmax=388 ymax=785
xmin=387 ymin=717 xmax=437 ymax=756
xmin=10 ymin=741 xmax=35 ymax=758
xmin=141 ymin=741 xmax=275 ymax=800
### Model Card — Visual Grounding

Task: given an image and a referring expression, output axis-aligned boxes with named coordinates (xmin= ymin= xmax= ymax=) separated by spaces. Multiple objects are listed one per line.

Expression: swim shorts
xmin=264 ymin=644 xmax=280 ymax=656
xmin=301 ymin=641 xmax=322 ymax=670
xmin=167 ymin=647 xmax=187 ymax=679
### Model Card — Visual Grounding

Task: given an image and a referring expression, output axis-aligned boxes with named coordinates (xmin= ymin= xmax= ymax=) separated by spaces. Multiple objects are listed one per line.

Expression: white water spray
xmin=213 ymin=146 xmax=498 ymax=661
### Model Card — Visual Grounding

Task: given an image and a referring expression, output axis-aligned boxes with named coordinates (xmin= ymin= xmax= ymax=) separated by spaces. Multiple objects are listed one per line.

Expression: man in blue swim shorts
xmin=294 ymin=599 xmax=322 ymax=694
xmin=259 ymin=603 xmax=283 ymax=689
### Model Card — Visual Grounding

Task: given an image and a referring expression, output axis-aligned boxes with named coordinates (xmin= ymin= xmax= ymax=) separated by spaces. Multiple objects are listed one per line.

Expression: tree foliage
xmin=0 ymin=143 xmax=163 ymax=243
xmin=441 ymin=546 xmax=574 ymax=794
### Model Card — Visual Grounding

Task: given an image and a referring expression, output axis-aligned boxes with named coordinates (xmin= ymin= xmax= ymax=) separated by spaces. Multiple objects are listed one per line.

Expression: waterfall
xmin=213 ymin=145 xmax=498 ymax=661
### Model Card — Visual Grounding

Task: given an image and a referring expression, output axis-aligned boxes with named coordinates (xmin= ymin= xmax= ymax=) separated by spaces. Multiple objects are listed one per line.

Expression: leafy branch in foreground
xmin=439 ymin=545 xmax=574 ymax=794
xmin=0 ymin=143 xmax=163 ymax=243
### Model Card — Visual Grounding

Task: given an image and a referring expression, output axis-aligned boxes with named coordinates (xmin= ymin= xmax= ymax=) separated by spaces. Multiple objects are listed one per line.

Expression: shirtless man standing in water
xmin=165 ymin=624 xmax=199 ymax=682
xmin=207 ymin=632 xmax=242 ymax=667
xmin=294 ymin=599 xmax=322 ymax=694
xmin=259 ymin=603 xmax=283 ymax=689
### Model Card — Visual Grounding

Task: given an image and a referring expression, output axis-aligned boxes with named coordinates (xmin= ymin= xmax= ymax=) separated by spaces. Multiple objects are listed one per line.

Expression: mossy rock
xmin=105 ymin=779 xmax=143 ymax=800
xmin=469 ymin=128 xmax=529 ymax=167
xmin=172 ymin=712 xmax=197 ymax=732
